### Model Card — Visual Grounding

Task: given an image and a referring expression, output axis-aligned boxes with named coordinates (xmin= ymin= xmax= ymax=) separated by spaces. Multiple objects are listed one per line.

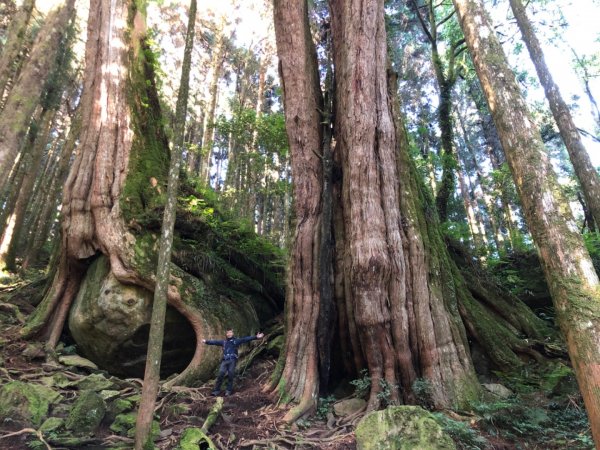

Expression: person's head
xmin=226 ymin=329 xmax=234 ymax=338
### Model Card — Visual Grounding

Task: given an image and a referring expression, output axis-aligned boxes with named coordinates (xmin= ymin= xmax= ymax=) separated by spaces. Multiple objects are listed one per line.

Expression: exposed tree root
xmin=0 ymin=428 xmax=52 ymax=450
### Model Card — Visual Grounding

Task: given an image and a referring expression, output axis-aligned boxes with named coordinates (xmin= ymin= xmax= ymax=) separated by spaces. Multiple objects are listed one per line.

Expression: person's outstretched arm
xmin=235 ymin=332 xmax=265 ymax=345
xmin=202 ymin=339 xmax=224 ymax=345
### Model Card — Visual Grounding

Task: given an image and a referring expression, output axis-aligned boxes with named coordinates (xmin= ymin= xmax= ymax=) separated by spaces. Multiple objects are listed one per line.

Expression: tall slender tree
xmin=135 ymin=0 xmax=196 ymax=447
xmin=509 ymin=0 xmax=600 ymax=230
xmin=452 ymin=0 xmax=600 ymax=444
xmin=0 ymin=0 xmax=35 ymax=103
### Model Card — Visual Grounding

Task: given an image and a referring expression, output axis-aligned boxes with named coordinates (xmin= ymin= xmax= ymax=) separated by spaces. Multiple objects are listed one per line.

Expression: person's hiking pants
xmin=215 ymin=358 xmax=236 ymax=392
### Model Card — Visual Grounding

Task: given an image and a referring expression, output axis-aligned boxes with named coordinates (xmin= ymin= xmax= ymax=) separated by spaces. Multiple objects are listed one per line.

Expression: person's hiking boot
xmin=211 ymin=390 xmax=220 ymax=396
xmin=225 ymin=390 xmax=232 ymax=397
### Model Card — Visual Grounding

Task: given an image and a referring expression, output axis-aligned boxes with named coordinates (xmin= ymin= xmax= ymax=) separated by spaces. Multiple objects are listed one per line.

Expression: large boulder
xmin=0 ymin=381 xmax=62 ymax=427
xmin=355 ymin=405 xmax=456 ymax=450
xmin=68 ymin=255 xmax=260 ymax=380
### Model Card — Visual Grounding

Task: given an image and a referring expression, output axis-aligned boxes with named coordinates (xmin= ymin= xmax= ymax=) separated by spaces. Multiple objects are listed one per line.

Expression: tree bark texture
xmin=272 ymin=0 xmax=323 ymax=422
xmin=452 ymin=0 xmax=600 ymax=444
xmin=509 ymin=0 xmax=600 ymax=231
xmin=0 ymin=0 xmax=75 ymax=185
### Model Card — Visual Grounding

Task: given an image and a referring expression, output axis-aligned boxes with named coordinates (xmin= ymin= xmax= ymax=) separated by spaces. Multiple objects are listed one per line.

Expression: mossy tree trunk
xmin=509 ymin=0 xmax=600 ymax=230
xmin=452 ymin=0 xmax=600 ymax=444
xmin=0 ymin=0 xmax=75 ymax=186
xmin=409 ymin=0 xmax=466 ymax=223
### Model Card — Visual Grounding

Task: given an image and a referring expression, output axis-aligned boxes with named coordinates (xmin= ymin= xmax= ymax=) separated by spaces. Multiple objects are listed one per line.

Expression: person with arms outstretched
xmin=202 ymin=328 xmax=264 ymax=396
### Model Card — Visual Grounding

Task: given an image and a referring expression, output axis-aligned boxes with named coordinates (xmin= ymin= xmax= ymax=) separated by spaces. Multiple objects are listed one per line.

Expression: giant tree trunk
xmin=21 ymin=0 xmax=276 ymax=391
xmin=509 ymin=0 xmax=600 ymax=231
xmin=273 ymin=0 xmax=480 ymax=418
xmin=0 ymin=0 xmax=75 ymax=185
xmin=273 ymin=0 xmax=560 ymax=423
xmin=271 ymin=0 xmax=323 ymax=422
xmin=453 ymin=0 xmax=600 ymax=444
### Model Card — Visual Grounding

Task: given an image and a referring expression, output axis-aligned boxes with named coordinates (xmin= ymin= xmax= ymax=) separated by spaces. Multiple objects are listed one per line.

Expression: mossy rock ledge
xmin=355 ymin=405 xmax=456 ymax=450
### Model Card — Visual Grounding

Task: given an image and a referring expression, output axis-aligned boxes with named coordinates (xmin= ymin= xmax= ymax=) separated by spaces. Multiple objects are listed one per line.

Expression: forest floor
xmin=0 ymin=282 xmax=594 ymax=449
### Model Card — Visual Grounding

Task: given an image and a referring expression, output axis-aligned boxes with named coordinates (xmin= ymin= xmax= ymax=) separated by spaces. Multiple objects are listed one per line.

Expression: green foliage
xmin=40 ymin=17 xmax=77 ymax=111
xmin=583 ymin=231 xmax=600 ymax=273
xmin=412 ymin=378 xmax=434 ymax=409
xmin=350 ymin=369 xmax=371 ymax=399
xmin=349 ymin=370 xmax=396 ymax=406
xmin=316 ymin=396 xmax=336 ymax=420
xmin=432 ymin=413 xmax=488 ymax=450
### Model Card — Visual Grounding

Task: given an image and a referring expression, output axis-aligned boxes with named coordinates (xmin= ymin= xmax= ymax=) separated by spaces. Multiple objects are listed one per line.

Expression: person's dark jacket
xmin=204 ymin=336 xmax=257 ymax=360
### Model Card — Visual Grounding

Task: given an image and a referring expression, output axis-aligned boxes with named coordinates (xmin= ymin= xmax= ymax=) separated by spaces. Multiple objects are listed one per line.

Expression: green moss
xmin=176 ymin=427 xmax=217 ymax=450
xmin=355 ymin=406 xmax=456 ymax=450
xmin=110 ymin=411 xmax=160 ymax=439
xmin=66 ymin=390 xmax=106 ymax=433
xmin=0 ymin=381 xmax=62 ymax=427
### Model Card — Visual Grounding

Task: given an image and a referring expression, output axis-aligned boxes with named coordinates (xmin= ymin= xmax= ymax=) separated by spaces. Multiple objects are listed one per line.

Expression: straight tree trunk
xmin=0 ymin=0 xmax=35 ymax=102
xmin=571 ymin=49 xmax=600 ymax=129
xmin=199 ymin=31 xmax=225 ymax=185
xmin=271 ymin=0 xmax=323 ymax=422
xmin=135 ymin=0 xmax=197 ymax=446
xmin=22 ymin=110 xmax=79 ymax=270
xmin=330 ymin=0 xmax=478 ymax=410
xmin=410 ymin=0 xmax=465 ymax=222
xmin=0 ymin=0 xmax=75 ymax=184
xmin=452 ymin=0 xmax=600 ymax=444
xmin=2 ymin=109 xmax=56 ymax=271
xmin=509 ymin=0 xmax=600 ymax=230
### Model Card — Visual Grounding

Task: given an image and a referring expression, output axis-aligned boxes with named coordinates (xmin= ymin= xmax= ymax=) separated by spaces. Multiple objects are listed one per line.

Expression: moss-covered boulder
xmin=355 ymin=405 xmax=456 ymax=450
xmin=110 ymin=411 xmax=160 ymax=438
xmin=66 ymin=390 xmax=106 ymax=433
xmin=0 ymin=381 xmax=62 ymax=427
xmin=68 ymin=253 xmax=265 ymax=381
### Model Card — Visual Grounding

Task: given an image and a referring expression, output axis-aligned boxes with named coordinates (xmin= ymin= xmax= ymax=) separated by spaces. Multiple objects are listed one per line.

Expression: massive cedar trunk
xmin=21 ymin=0 xmax=254 ymax=390
xmin=329 ymin=0 xmax=481 ymax=410
xmin=273 ymin=0 xmax=558 ymax=422
xmin=271 ymin=0 xmax=323 ymax=422
xmin=452 ymin=0 xmax=600 ymax=444
xmin=0 ymin=0 xmax=75 ymax=185
xmin=509 ymin=0 xmax=600 ymax=230
xmin=274 ymin=0 xmax=483 ymax=416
